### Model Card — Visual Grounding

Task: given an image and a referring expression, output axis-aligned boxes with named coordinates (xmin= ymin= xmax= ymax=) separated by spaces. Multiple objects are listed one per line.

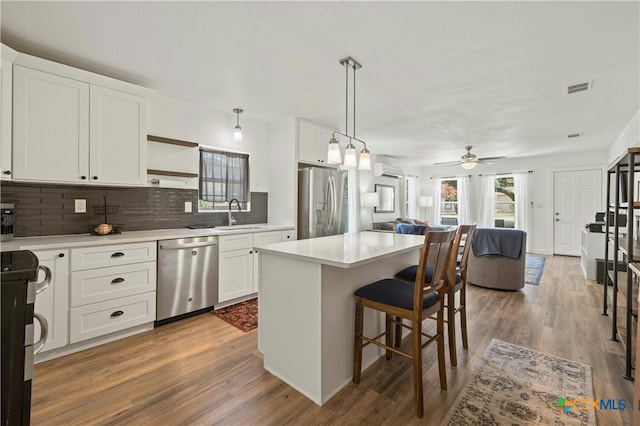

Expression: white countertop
xmin=0 ymin=224 xmax=293 ymax=251
xmin=257 ymin=232 xmax=425 ymax=268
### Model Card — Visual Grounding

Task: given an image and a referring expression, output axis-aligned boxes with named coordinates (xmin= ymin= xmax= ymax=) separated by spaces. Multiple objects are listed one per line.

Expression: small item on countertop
xmin=94 ymin=223 xmax=113 ymax=235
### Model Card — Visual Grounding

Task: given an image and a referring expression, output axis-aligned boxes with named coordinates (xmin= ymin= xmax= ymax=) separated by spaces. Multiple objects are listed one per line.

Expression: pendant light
xmin=326 ymin=56 xmax=371 ymax=170
xmin=233 ymin=108 xmax=243 ymax=142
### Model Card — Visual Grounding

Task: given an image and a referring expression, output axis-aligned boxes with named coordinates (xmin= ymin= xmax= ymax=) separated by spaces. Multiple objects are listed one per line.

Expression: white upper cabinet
xmin=298 ymin=119 xmax=337 ymax=166
xmin=1 ymin=44 xmax=17 ymax=180
xmin=89 ymin=85 xmax=146 ymax=185
xmin=13 ymin=66 xmax=90 ymax=183
xmin=11 ymin=52 xmax=151 ymax=186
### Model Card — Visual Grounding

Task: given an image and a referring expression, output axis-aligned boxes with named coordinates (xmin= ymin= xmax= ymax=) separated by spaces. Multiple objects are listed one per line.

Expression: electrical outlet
xmin=75 ymin=199 xmax=86 ymax=213
xmin=184 ymin=201 xmax=192 ymax=213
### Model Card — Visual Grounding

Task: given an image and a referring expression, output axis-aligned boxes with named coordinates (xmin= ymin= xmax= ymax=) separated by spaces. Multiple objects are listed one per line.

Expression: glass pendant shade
xmin=233 ymin=125 xmax=243 ymax=142
xmin=461 ymin=160 xmax=477 ymax=170
xmin=327 ymin=138 xmax=342 ymax=164
xmin=358 ymin=148 xmax=371 ymax=170
xmin=343 ymin=143 xmax=358 ymax=168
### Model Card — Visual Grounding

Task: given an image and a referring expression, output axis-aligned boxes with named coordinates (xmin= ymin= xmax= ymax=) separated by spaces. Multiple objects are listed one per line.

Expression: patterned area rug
xmin=445 ymin=339 xmax=596 ymax=425
xmin=525 ymin=255 xmax=546 ymax=285
xmin=211 ymin=298 xmax=258 ymax=332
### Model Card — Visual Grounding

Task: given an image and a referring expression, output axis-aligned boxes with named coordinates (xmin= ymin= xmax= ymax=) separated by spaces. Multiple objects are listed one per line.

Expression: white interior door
xmin=553 ymin=169 xmax=602 ymax=256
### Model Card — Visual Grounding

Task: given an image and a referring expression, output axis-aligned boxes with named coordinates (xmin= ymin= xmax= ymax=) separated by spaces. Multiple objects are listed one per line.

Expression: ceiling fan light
xmin=461 ymin=160 xmax=477 ymax=170
xmin=343 ymin=143 xmax=357 ymax=168
xmin=327 ymin=137 xmax=342 ymax=164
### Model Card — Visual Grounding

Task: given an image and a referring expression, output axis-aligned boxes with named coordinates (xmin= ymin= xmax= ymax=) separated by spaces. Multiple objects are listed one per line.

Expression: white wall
xmin=418 ymin=150 xmax=608 ymax=255
xmin=268 ymin=117 xmax=297 ymax=226
xmin=608 ymin=110 xmax=640 ymax=164
xmin=147 ymin=93 xmax=270 ymax=192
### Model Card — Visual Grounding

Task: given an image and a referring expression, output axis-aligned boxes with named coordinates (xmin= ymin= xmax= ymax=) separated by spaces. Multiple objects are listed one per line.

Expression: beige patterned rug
xmin=445 ymin=339 xmax=596 ymax=425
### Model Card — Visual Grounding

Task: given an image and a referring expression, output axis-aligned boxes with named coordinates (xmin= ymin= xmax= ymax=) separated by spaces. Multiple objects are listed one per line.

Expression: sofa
xmin=467 ymin=228 xmax=527 ymax=290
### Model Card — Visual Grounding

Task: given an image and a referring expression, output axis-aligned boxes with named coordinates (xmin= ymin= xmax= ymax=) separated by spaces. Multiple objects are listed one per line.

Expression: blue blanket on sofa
xmin=471 ymin=228 xmax=524 ymax=259
xmin=395 ymin=223 xmax=428 ymax=235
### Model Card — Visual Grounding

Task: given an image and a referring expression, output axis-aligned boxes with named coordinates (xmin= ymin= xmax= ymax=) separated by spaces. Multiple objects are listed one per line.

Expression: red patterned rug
xmin=211 ymin=298 xmax=258 ymax=332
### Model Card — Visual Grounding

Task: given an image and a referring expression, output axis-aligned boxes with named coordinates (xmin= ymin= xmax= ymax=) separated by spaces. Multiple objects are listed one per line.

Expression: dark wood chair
xmin=352 ymin=230 xmax=455 ymax=418
xmin=395 ymin=224 xmax=476 ymax=366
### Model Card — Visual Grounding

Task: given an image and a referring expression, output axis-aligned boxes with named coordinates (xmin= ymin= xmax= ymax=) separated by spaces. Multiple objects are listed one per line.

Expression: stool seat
xmin=354 ymin=279 xmax=438 ymax=311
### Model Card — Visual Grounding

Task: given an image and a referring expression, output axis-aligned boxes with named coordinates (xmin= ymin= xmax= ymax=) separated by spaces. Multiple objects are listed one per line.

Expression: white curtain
xmin=433 ymin=178 xmax=442 ymax=226
xmin=406 ymin=176 xmax=417 ymax=219
xmin=458 ymin=176 xmax=472 ymax=225
xmin=514 ymin=172 xmax=530 ymax=235
xmin=477 ymin=175 xmax=495 ymax=228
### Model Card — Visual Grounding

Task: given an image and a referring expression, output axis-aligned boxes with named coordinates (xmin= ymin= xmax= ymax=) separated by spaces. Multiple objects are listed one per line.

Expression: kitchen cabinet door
xmin=218 ymin=248 xmax=254 ymax=303
xmin=33 ymin=249 xmax=70 ymax=353
xmin=1 ymin=54 xmax=15 ymax=180
xmin=89 ymin=85 xmax=146 ymax=186
xmin=252 ymin=231 xmax=283 ymax=293
xmin=298 ymin=120 xmax=336 ymax=166
xmin=13 ymin=65 xmax=90 ymax=183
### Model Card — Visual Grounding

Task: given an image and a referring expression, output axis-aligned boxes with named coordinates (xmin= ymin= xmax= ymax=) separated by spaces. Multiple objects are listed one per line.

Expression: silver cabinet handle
xmin=34 ymin=265 xmax=51 ymax=294
xmin=33 ymin=313 xmax=48 ymax=355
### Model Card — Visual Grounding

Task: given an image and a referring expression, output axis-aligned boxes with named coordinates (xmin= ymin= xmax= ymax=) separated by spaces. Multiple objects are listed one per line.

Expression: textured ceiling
xmin=1 ymin=1 xmax=638 ymax=166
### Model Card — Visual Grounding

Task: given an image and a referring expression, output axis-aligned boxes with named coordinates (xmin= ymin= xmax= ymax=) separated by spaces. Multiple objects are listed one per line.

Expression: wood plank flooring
xmin=31 ymin=255 xmax=633 ymax=425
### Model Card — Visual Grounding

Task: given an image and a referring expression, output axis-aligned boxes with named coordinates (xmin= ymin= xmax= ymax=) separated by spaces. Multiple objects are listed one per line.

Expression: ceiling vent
xmin=566 ymin=81 xmax=592 ymax=95
xmin=566 ymin=133 xmax=583 ymax=139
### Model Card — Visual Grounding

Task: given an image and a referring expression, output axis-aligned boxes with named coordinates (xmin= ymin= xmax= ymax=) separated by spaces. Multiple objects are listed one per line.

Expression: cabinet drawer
xmin=71 ymin=261 xmax=157 ymax=307
xmin=219 ymin=233 xmax=254 ymax=252
xmin=71 ymin=242 xmax=156 ymax=270
xmin=69 ymin=292 xmax=156 ymax=343
xmin=253 ymin=231 xmax=282 ymax=246
xmin=281 ymin=230 xmax=295 ymax=242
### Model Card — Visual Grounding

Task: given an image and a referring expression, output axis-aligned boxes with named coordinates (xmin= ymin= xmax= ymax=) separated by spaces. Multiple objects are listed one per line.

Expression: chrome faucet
xmin=227 ymin=198 xmax=242 ymax=226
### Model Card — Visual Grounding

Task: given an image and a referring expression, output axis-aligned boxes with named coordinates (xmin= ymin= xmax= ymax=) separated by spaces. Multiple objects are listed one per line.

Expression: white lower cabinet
xmin=218 ymin=230 xmax=292 ymax=303
xmin=69 ymin=292 xmax=155 ymax=343
xmin=33 ymin=249 xmax=70 ymax=353
xmin=69 ymin=242 xmax=157 ymax=344
xmin=218 ymin=248 xmax=254 ymax=303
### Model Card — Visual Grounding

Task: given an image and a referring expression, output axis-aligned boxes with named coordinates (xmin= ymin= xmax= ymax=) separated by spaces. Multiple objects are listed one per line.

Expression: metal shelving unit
xmin=604 ymin=147 xmax=640 ymax=380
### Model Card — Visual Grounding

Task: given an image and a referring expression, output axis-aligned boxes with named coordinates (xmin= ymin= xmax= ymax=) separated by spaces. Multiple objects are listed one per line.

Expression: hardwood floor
xmin=31 ymin=255 xmax=633 ymax=425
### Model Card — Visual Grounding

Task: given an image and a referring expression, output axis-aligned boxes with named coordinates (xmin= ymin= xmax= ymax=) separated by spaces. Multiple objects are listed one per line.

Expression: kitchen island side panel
xmin=319 ymin=250 xmax=420 ymax=403
xmin=259 ymin=253 xmax=323 ymax=404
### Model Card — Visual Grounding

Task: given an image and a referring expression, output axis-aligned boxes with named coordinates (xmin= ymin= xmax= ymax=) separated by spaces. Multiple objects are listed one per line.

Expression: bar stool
xmin=352 ymin=230 xmax=455 ymax=418
xmin=395 ymin=224 xmax=476 ymax=366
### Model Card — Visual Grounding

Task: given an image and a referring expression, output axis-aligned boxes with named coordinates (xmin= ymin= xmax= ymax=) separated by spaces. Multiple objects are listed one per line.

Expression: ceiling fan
xmin=433 ymin=146 xmax=506 ymax=170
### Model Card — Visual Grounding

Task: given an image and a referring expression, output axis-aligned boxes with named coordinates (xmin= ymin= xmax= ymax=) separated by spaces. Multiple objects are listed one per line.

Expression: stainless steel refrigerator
xmin=298 ymin=167 xmax=348 ymax=239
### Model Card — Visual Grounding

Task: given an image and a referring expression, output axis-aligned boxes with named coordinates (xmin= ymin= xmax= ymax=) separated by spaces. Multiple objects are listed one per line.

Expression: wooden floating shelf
xmin=147 ymin=134 xmax=199 ymax=148
xmin=147 ymin=169 xmax=198 ymax=178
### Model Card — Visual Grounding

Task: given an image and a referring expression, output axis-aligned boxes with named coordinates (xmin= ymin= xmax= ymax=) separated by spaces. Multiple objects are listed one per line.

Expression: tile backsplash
xmin=0 ymin=182 xmax=267 ymax=237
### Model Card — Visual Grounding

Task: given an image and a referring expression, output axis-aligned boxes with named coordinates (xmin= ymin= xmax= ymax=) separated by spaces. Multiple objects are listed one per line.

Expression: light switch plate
xmin=75 ymin=199 xmax=86 ymax=213
xmin=184 ymin=201 xmax=192 ymax=213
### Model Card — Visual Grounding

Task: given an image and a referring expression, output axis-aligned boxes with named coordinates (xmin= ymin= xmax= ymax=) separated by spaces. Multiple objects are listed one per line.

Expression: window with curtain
xmin=440 ymin=179 xmax=459 ymax=225
xmin=494 ymin=176 xmax=515 ymax=228
xmin=198 ymin=148 xmax=250 ymax=212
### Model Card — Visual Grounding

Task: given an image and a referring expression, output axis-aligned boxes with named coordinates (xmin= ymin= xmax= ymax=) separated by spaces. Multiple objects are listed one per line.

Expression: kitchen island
xmin=257 ymin=232 xmax=425 ymax=405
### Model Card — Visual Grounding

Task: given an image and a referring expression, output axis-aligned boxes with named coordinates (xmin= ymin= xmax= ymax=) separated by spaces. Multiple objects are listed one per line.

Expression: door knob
xmin=555 ymin=219 xmax=560 ymax=222
xmin=555 ymin=212 xmax=559 ymax=215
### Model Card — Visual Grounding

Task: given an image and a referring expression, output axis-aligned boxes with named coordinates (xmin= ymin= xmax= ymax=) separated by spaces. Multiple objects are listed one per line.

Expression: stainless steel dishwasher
xmin=156 ymin=236 xmax=218 ymax=324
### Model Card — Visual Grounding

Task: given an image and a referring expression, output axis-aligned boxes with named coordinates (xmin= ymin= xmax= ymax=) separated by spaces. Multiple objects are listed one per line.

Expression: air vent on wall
xmin=566 ymin=81 xmax=592 ymax=95
xmin=566 ymin=133 xmax=583 ymax=139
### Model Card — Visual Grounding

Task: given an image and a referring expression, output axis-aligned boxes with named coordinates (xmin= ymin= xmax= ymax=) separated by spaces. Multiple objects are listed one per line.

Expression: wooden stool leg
xmin=353 ymin=300 xmax=364 ymax=384
xmin=394 ymin=316 xmax=402 ymax=348
xmin=460 ymin=286 xmax=468 ymax=348
xmin=447 ymin=290 xmax=457 ymax=366
xmin=437 ymin=306 xmax=448 ymax=390
xmin=385 ymin=314 xmax=392 ymax=360
xmin=411 ymin=318 xmax=424 ymax=418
